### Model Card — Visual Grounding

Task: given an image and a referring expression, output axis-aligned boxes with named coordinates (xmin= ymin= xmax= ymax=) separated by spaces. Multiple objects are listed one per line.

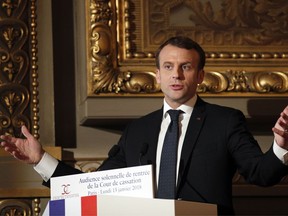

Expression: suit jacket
xmin=45 ymin=97 xmax=288 ymax=215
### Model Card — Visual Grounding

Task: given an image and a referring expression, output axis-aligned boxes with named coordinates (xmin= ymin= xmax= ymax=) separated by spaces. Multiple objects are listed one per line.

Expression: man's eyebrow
xmin=180 ymin=61 xmax=193 ymax=65
xmin=162 ymin=61 xmax=172 ymax=64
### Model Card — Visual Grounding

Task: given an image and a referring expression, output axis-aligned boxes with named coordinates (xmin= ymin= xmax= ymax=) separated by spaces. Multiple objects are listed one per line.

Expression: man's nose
xmin=172 ymin=67 xmax=182 ymax=79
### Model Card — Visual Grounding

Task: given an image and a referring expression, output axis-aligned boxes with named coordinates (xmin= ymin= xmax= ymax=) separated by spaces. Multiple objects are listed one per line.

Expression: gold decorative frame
xmin=0 ymin=0 xmax=39 ymax=137
xmin=86 ymin=0 xmax=288 ymax=97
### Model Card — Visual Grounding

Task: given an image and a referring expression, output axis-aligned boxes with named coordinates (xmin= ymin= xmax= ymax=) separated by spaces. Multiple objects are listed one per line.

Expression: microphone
xmin=96 ymin=145 xmax=120 ymax=171
xmin=139 ymin=143 xmax=149 ymax=166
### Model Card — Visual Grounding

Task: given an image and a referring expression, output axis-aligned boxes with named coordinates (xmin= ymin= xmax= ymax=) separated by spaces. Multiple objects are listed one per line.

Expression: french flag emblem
xmin=43 ymin=196 xmax=97 ymax=216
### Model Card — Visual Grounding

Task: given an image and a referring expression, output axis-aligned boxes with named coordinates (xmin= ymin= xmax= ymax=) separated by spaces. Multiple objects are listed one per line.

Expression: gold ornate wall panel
xmin=0 ymin=199 xmax=32 ymax=216
xmin=0 ymin=198 xmax=42 ymax=216
xmin=0 ymin=0 xmax=39 ymax=137
xmin=86 ymin=0 xmax=288 ymax=97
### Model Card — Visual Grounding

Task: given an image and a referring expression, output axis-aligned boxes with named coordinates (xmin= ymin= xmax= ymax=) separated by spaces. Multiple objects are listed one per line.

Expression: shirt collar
xmin=163 ymin=95 xmax=197 ymax=118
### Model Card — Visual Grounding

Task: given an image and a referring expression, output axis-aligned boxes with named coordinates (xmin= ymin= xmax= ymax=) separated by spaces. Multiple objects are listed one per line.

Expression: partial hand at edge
xmin=272 ymin=105 xmax=288 ymax=150
xmin=0 ymin=125 xmax=45 ymax=165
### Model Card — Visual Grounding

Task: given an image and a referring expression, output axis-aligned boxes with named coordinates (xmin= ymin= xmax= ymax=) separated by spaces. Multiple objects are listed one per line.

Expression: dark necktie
xmin=157 ymin=109 xmax=181 ymax=199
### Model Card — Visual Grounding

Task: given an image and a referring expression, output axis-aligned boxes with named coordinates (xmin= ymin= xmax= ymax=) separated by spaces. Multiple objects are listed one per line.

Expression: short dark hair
xmin=155 ymin=36 xmax=206 ymax=70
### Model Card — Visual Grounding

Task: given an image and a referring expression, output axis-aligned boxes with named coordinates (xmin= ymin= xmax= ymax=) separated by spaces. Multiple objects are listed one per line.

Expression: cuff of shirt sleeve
xmin=33 ymin=152 xmax=59 ymax=182
xmin=273 ymin=141 xmax=288 ymax=165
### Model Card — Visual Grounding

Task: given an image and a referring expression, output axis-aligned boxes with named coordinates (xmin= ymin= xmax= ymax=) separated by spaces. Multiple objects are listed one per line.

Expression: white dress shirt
xmin=155 ymin=95 xmax=197 ymax=186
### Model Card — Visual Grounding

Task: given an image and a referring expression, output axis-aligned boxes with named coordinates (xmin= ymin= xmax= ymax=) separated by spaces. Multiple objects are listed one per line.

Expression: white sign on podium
xmin=44 ymin=165 xmax=217 ymax=215
xmin=50 ymin=165 xmax=154 ymax=200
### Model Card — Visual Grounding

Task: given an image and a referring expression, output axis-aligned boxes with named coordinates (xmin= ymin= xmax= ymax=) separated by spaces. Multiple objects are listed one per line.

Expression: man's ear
xmin=156 ymin=69 xmax=161 ymax=84
xmin=197 ymin=69 xmax=205 ymax=84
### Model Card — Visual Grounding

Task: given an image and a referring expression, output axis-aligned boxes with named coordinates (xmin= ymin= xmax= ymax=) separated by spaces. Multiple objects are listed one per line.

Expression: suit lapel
xmin=141 ymin=109 xmax=163 ymax=166
xmin=138 ymin=102 xmax=207 ymax=194
xmin=139 ymin=109 xmax=163 ymax=195
xmin=177 ymin=98 xmax=207 ymax=190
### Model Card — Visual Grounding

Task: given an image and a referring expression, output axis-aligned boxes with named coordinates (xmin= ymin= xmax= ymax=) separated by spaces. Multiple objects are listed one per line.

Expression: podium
xmin=43 ymin=195 xmax=217 ymax=216
xmin=44 ymin=166 xmax=217 ymax=215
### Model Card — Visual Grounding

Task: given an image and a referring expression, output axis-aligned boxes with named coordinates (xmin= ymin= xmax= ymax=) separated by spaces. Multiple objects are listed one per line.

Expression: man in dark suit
xmin=1 ymin=36 xmax=288 ymax=215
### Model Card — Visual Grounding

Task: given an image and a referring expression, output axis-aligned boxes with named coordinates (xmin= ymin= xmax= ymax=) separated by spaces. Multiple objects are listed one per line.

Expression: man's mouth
xmin=170 ymin=84 xmax=183 ymax=90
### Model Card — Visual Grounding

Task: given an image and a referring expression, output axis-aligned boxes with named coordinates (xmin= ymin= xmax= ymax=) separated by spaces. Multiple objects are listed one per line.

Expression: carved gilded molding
xmin=199 ymin=70 xmax=288 ymax=94
xmin=0 ymin=198 xmax=42 ymax=216
xmin=75 ymin=160 xmax=102 ymax=172
xmin=86 ymin=0 xmax=288 ymax=96
xmin=0 ymin=199 xmax=32 ymax=216
xmin=0 ymin=0 xmax=39 ymax=137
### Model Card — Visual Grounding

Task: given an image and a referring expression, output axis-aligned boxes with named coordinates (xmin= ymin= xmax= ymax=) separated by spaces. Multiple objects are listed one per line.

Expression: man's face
xmin=156 ymin=44 xmax=204 ymax=108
